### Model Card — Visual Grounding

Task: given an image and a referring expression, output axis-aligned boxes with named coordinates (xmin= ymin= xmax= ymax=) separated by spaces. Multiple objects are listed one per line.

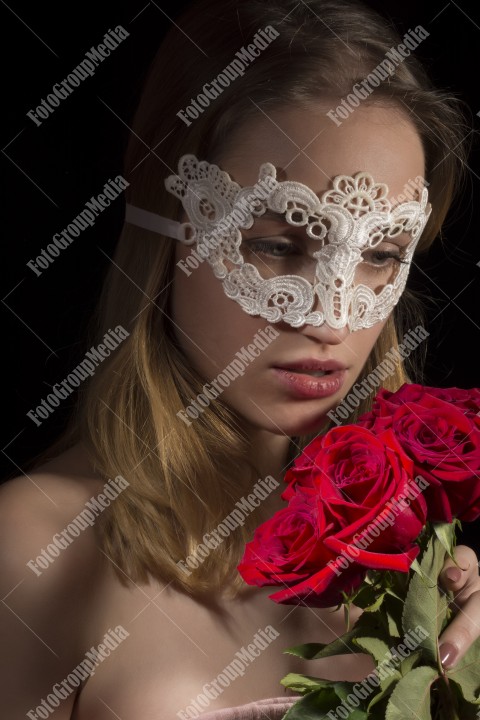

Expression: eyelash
xmin=246 ymin=239 xmax=298 ymax=257
xmin=244 ymin=239 xmax=408 ymax=268
xmin=364 ymin=249 xmax=408 ymax=270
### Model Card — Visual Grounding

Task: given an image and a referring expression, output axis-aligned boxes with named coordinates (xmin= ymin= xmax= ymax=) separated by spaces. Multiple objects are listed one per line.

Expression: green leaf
xmin=282 ymin=687 xmax=338 ymax=720
xmin=446 ymin=638 xmax=480 ymax=703
xmin=367 ymin=675 xmax=398 ymax=711
xmin=367 ymin=647 xmax=424 ymax=711
xmin=385 ymin=665 xmax=439 ymax=719
xmin=386 ymin=611 xmax=401 ymax=638
xmin=283 ymin=686 xmax=368 ymax=720
xmin=367 ymin=651 xmax=423 ymax=711
xmin=410 ymin=558 xmax=423 ymax=576
xmin=353 ymin=636 xmax=391 ymax=664
xmin=280 ymin=673 xmax=334 ymax=695
xmin=364 ymin=593 xmax=386 ymax=613
xmin=380 ymin=594 xmax=403 ymax=638
xmin=385 ymin=587 xmax=406 ymax=603
xmin=351 ymin=582 xmax=386 ymax=612
xmin=402 ymin=534 xmax=449 ymax=664
xmin=308 ymin=607 xmax=399 ymax=663
xmin=398 ymin=649 xmax=422 ymax=676
xmin=332 ymin=681 xmax=375 ymax=718
xmin=285 ymin=628 xmax=361 ymax=659
xmin=331 ymin=681 xmax=355 ymax=701
xmin=284 ymin=643 xmax=329 ymax=659
xmin=432 ymin=522 xmax=457 ymax=561
xmin=353 ymin=603 xmax=394 ymax=638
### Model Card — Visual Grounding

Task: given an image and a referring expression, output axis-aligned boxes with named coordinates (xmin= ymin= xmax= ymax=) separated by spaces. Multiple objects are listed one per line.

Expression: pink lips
xmin=272 ymin=359 xmax=347 ymax=399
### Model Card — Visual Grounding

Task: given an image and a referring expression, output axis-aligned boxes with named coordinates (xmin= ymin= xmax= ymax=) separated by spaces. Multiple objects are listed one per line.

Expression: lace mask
xmin=125 ymin=154 xmax=431 ymax=330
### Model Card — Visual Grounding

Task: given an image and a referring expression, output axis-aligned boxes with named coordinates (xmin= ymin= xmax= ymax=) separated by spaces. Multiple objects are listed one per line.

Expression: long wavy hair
xmin=31 ymin=0 xmax=469 ymax=596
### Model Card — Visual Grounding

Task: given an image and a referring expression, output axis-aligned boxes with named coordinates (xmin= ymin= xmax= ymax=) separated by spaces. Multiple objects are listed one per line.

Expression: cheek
xmin=170 ymin=269 xmax=226 ymax=385
xmin=350 ymin=322 xmax=387 ymax=367
xmin=170 ymin=262 xmax=223 ymax=372
xmin=171 ymin=244 xmax=227 ymax=333
xmin=170 ymin=246 xmax=263 ymax=376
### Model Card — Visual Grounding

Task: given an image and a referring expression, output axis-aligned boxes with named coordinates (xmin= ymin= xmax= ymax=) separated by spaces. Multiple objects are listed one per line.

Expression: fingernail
xmin=445 ymin=567 xmax=462 ymax=583
xmin=439 ymin=642 xmax=458 ymax=669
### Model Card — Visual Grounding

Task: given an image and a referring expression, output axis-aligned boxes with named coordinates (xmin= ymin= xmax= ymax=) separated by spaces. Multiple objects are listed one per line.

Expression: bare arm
xmin=0 ymin=473 xmax=104 ymax=719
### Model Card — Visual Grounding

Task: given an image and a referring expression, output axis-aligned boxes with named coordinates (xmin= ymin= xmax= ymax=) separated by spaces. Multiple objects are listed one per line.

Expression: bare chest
xmin=72 ymin=574 xmax=372 ymax=720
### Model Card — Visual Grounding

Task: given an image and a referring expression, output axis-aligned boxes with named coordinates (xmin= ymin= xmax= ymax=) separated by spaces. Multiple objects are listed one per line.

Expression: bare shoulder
xmin=0 ymin=443 xmax=107 ymax=581
xmin=0 ymin=443 xmax=113 ymax=719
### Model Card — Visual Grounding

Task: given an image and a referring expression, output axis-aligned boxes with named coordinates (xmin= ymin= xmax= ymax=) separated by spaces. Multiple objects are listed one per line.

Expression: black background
xmin=1 ymin=0 xmax=479 ymax=551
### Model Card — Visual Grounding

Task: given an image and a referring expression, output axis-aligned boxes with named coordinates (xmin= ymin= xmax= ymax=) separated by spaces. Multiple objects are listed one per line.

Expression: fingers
xmin=438 ymin=545 xmax=480 ymax=669
xmin=438 ymin=589 xmax=480 ymax=669
xmin=439 ymin=545 xmax=479 ymax=604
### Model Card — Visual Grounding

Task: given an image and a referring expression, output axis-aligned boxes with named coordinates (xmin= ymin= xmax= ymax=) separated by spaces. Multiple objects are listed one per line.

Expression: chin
xmin=270 ymin=413 xmax=330 ymax=438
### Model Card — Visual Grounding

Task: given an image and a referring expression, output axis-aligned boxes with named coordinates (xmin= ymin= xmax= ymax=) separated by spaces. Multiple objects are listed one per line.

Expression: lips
xmin=273 ymin=359 xmax=347 ymax=374
xmin=271 ymin=359 xmax=347 ymax=400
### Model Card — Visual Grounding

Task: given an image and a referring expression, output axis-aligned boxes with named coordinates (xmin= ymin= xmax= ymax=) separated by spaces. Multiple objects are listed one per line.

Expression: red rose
xmin=421 ymin=385 xmax=480 ymax=417
xmin=357 ymin=387 xmax=397 ymax=433
xmin=238 ymin=487 xmax=366 ymax=608
xmin=359 ymin=383 xmax=480 ymax=430
xmin=281 ymin=440 xmax=319 ymax=501
xmin=238 ymin=426 xmax=427 ymax=607
xmin=359 ymin=385 xmax=480 ymax=522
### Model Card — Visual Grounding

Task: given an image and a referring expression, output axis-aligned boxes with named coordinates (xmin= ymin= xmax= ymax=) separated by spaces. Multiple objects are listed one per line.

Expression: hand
xmin=438 ymin=544 xmax=480 ymax=669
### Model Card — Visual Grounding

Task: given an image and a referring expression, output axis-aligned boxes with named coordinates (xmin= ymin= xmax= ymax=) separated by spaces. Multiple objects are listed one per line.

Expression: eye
xmin=243 ymin=237 xmax=301 ymax=258
xmin=362 ymin=249 xmax=408 ymax=269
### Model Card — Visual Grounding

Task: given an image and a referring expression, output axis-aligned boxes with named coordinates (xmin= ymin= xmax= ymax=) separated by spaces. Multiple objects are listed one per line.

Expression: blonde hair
xmin=32 ymin=0 xmax=469 ymax=596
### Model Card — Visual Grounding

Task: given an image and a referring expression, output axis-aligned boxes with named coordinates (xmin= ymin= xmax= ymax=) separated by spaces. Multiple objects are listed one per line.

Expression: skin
xmin=172 ymin=101 xmax=480 ymax=670
xmin=171 ymin=103 xmax=424 ymax=457
xmin=0 ymin=103 xmax=479 ymax=719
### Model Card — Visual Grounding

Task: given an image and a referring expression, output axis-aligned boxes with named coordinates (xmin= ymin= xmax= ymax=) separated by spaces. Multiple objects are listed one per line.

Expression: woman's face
xmin=170 ymin=103 xmax=425 ymax=436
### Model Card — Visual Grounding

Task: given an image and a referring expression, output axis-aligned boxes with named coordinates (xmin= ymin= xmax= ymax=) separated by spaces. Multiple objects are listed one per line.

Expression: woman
xmin=1 ymin=0 xmax=479 ymax=718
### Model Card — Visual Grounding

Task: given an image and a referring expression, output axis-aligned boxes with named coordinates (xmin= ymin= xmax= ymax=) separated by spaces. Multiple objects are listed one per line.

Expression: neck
xmin=243 ymin=427 xmax=297 ymax=516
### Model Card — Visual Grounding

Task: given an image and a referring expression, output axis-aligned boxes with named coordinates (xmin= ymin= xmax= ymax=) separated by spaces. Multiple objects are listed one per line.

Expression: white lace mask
xmin=125 ymin=154 xmax=431 ymax=330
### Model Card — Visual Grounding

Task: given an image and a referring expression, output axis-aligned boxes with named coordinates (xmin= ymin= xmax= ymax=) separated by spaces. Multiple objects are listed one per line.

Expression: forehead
xmin=216 ymin=103 xmax=425 ymax=201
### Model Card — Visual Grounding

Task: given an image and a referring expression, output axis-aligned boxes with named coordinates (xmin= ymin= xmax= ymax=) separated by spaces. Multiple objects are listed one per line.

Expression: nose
xmin=295 ymin=287 xmax=351 ymax=344
xmin=296 ymin=318 xmax=350 ymax=345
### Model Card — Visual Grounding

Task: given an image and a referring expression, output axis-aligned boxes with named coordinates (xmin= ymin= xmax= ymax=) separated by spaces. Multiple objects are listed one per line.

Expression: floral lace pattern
xmin=165 ymin=154 xmax=431 ymax=329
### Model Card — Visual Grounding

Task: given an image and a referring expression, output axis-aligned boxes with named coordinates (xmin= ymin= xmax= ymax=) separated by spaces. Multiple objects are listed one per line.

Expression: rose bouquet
xmin=238 ymin=384 xmax=480 ymax=719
